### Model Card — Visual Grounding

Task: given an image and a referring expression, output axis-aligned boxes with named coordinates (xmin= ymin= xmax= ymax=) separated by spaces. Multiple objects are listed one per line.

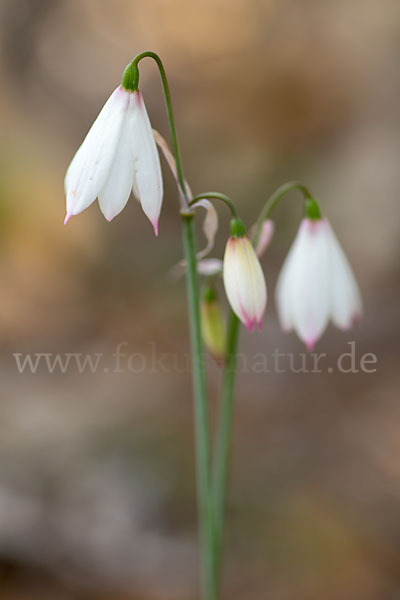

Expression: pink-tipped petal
xmin=65 ymin=87 xmax=129 ymax=219
xmin=305 ymin=338 xmax=316 ymax=352
xmin=152 ymin=219 xmax=159 ymax=236
xmin=246 ymin=319 xmax=255 ymax=333
xmin=276 ymin=218 xmax=330 ymax=346
xmin=64 ymin=213 xmax=72 ymax=225
xmin=223 ymin=236 xmax=267 ymax=332
xmin=131 ymin=91 xmax=163 ymax=233
xmin=257 ymin=319 xmax=263 ymax=331
xmin=327 ymin=221 xmax=363 ymax=331
xmin=255 ymin=219 xmax=275 ymax=258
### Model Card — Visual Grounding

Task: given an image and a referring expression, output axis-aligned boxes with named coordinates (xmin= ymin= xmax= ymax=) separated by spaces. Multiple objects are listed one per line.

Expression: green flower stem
xmin=212 ymin=308 xmax=240 ymax=587
xmin=124 ymin=52 xmax=216 ymax=599
xmin=190 ymin=192 xmax=238 ymax=218
xmin=252 ymin=181 xmax=313 ymax=248
xmin=182 ymin=213 xmax=217 ymax=600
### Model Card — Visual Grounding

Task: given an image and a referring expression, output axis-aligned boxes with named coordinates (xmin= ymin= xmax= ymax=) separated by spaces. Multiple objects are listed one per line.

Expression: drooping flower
xmin=275 ymin=217 xmax=362 ymax=349
xmin=223 ymin=218 xmax=267 ymax=331
xmin=64 ymin=85 xmax=163 ymax=234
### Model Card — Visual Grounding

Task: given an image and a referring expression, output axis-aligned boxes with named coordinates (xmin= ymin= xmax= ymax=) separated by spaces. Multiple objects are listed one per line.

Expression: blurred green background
xmin=0 ymin=0 xmax=400 ymax=598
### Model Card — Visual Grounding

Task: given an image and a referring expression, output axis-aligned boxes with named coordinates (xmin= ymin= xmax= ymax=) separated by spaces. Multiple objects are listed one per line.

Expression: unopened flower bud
xmin=201 ymin=285 xmax=226 ymax=360
xmin=223 ymin=218 xmax=267 ymax=331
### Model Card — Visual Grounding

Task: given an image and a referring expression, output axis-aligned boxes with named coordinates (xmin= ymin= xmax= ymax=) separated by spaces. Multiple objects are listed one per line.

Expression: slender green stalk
xmin=252 ymin=181 xmax=312 ymax=248
xmin=182 ymin=214 xmax=216 ymax=599
xmin=212 ymin=308 xmax=240 ymax=587
xmin=123 ymin=52 xmax=216 ymax=599
xmin=190 ymin=192 xmax=238 ymax=218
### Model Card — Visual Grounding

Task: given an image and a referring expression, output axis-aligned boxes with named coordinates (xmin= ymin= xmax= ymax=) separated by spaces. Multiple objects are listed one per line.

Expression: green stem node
xmin=229 ymin=218 xmax=246 ymax=238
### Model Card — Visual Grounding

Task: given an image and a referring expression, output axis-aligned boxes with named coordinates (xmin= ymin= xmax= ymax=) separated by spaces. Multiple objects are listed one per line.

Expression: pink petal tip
xmin=64 ymin=213 xmax=72 ymax=225
xmin=305 ymin=339 xmax=316 ymax=352
xmin=152 ymin=220 xmax=159 ymax=236
xmin=257 ymin=319 xmax=263 ymax=331
xmin=245 ymin=319 xmax=255 ymax=333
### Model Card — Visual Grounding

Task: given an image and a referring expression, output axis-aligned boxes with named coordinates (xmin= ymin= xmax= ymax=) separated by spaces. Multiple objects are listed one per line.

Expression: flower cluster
xmin=64 ymin=64 xmax=362 ymax=351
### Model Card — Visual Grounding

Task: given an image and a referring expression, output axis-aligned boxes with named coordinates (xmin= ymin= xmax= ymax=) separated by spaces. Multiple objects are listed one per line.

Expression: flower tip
xmin=64 ymin=213 xmax=72 ymax=225
xmin=246 ymin=319 xmax=255 ymax=333
xmin=305 ymin=338 xmax=316 ymax=352
xmin=152 ymin=220 xmax=159 ymax=237
xmin=257 ymin=319 xmax=263 ymax=332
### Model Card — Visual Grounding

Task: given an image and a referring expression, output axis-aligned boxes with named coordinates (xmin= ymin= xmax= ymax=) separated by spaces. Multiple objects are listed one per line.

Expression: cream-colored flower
xmin=223 ymin=219 xmax=267 ymax=331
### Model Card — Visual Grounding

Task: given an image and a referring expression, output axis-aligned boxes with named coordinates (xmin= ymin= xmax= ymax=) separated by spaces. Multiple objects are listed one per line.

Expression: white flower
xmin=223 ymin=221 xmax=267 ymax=331
xmin=275 ymin=218 xmax=362 ymax=349
xmin=64 ymin=86 xmax=163 ymax=234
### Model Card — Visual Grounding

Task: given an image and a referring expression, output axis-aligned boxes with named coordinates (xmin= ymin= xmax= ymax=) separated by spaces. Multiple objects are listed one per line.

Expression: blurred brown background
xmin=0 ymin=0 xmax=400 ymax=598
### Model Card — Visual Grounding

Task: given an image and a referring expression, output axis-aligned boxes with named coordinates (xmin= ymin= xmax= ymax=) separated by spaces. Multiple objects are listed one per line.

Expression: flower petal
xmin=290 ymin=220 xmax=331 ymax=348
xmin=153 ymin=129 xmax=192 ymax=201
xmin=65 ymin=86 xmax=129 ymax=219
xmin=191 ymin=199 xmax=219 ymax=259
xmin=197 ymin=258 xmax=223 ymax=276
xmin=97 ymin=94 xmax=135 ymax=221
xmin=275 ymin=230 xmax=301 ymax=332
xmin=253 ymin=220 xmax=275 ymax=257
xmin=327 ymin=223 xmax=363 ymax=329
xmin=276 ymin=219 xmax=331 ymax=348
xmin=131 ymin=92 xmax=163 ymax=234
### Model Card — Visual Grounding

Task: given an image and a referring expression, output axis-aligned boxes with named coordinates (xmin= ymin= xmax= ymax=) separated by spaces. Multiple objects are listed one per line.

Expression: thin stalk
xmin=190 ymin=192 xmax=238 ymax=218
xmin=212 ymin=308 xmax=240 ymax=587
xmin=124 ymin=52 xmax=216 ymax=599
xmin=182 ymin=214 xmax=216 ymax=599
xmin=252 ymin=181 xmax=312 ymax=248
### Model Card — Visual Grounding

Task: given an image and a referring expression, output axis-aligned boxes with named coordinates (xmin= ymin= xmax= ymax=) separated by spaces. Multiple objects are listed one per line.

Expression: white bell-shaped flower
xmin=275 ymin=217 xmax=362 ymax=349
xmin=65 ymin=86 xmax=163 ymax=234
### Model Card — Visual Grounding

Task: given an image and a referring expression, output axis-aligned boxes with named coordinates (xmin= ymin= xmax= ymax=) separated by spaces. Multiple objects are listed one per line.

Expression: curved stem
xmin=190 ymin=192 xmax=237 ymax=218
xmin=123 ymin=51 xmax=189 ymax=211
xmin=212 ymin=309 xmax=240 ymax=590
xmin=252 ymin=181 xmax=313 ymax=248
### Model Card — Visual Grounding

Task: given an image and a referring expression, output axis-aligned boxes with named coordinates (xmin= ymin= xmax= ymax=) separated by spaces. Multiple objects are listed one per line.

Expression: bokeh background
xmin=1 ymin=0 xmax=400 ymax=598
